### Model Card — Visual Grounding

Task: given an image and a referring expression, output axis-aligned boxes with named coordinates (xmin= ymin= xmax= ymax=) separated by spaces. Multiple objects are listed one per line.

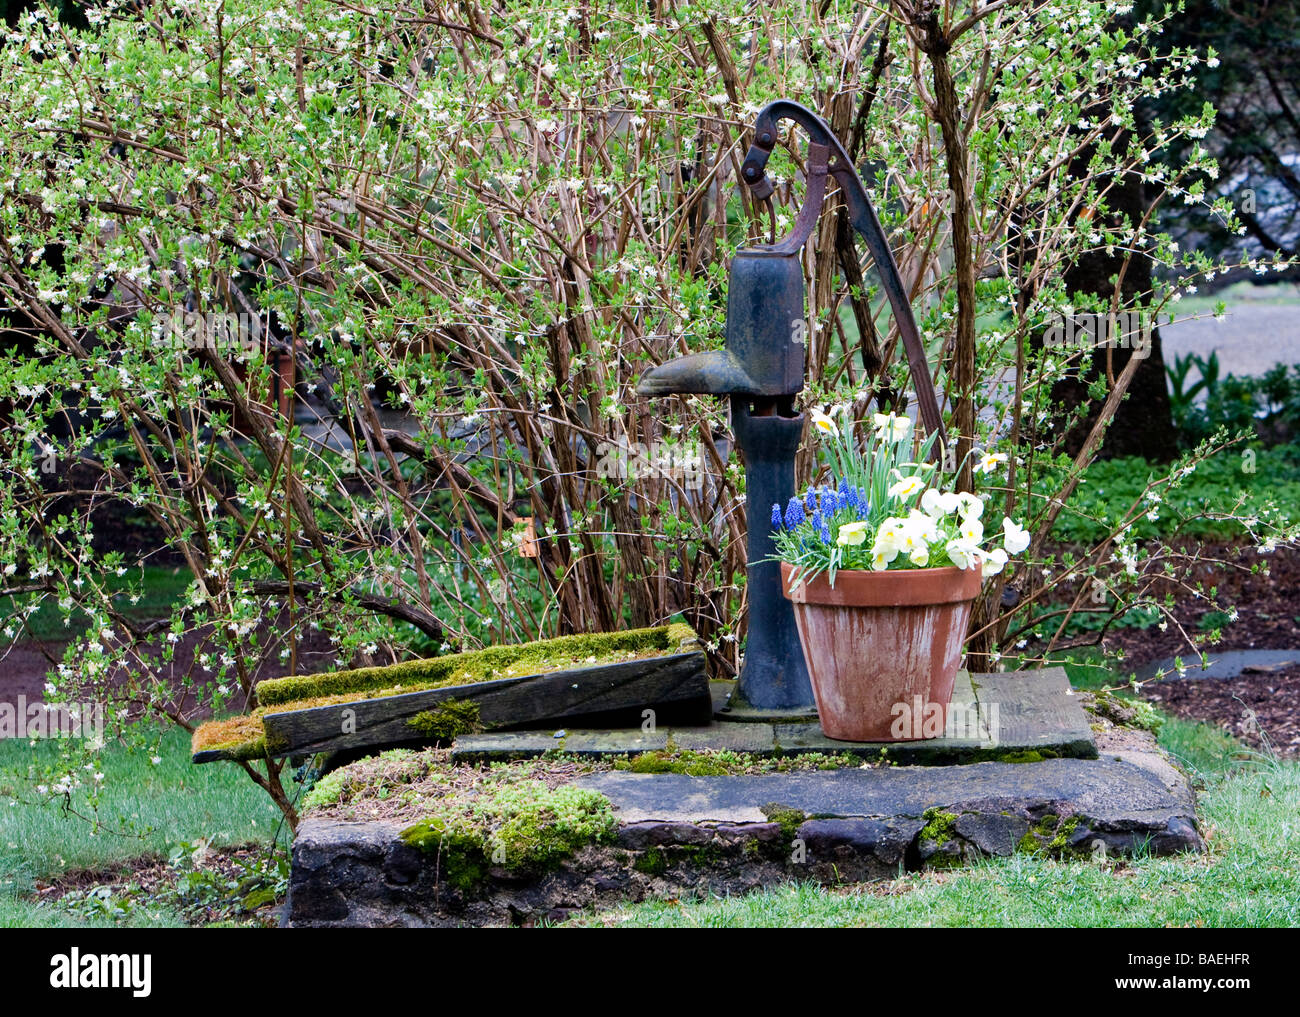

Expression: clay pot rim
xmin=780 ymin=559 xmax=983 ymax=607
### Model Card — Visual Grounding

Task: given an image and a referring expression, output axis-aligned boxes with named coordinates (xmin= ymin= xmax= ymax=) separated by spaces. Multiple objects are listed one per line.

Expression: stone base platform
xmin=450 ymin=667 xmax=1097 ymax=766
xmin=285 ymin=724 xmax=1201 ymax=927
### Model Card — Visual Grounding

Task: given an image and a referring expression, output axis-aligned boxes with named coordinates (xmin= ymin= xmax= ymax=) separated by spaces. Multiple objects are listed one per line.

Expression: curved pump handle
xmin=741 ymin=100 xmax=947 ymax=452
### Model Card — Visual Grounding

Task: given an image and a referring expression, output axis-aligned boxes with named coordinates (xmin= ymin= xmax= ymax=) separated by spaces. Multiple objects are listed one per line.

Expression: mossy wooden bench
xmin=191 ymin=624 xmax=708 ymax=764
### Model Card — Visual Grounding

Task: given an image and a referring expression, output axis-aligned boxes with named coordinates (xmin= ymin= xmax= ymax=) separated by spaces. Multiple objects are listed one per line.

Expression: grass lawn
xmin=568 ymin=717 xmax=1299 ymax=928
xmin=0 ymin=725 xmax=285 ymax=928
xmin=0 ymin=564 xmax=193 ymax=642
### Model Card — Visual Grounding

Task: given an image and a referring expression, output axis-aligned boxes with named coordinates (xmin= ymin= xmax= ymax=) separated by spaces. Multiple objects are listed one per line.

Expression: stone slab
xmin=1135 ymin=648 xmax=1300 ymax=682
xmin=971 ymin=668 xmax=1096 ymax=757
xmin=451 ymin=666 xmax=1097 ymax=765
xmin=452 ymin=728 xmax=669 ymax=760
xmin=575 ymin=756 xmax=1195 ymax=826
xmin=286 ymin=747 xmax=1202 ymax=927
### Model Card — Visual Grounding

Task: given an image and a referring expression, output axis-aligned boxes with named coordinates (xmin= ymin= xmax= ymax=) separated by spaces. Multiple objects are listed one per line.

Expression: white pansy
xmin=945 ymin=538 xmax=980 ymax=571
xmin=920 ymin=489 xmax=960 ymax=517
xmin=982 ymin=547 xmax=1009 ymax=577
xmin=810 ymin=408 xmax=839 ymax=437
xmin=837 ymin=521 xmax=869 ymax=547
xmin=1003 ymin=517 xmax=1031 ymax=554
xmin=954 ymin=492 xmax=983 ymax=519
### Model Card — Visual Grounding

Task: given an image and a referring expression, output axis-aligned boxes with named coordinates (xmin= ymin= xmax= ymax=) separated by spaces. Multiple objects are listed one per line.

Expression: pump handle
xmin=741 ymin=100 xmax=947 ymax=451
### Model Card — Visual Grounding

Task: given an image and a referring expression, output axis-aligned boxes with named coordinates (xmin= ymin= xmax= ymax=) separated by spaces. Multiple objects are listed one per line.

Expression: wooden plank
xmin=259 ymin=650 xmax=709 ymax=758
xmin=970 ymin=667 xmax=1097 ymax=758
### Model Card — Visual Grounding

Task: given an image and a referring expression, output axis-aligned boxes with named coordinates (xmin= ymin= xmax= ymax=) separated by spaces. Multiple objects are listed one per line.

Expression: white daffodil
xmin=975 ymin=451 xmax=1008 ymax=474
xmin=810 ymin=408 xmax=839 ymax=437
xmin=1003 ymin=517 xmax=1030 ymax=554
xmin=888 ymin=475 xmax=925 ymax=500
xmin=872 ymin=412 xmax=912 ymax=443
xmin=837 ymin=521 xmax=870 ymax=547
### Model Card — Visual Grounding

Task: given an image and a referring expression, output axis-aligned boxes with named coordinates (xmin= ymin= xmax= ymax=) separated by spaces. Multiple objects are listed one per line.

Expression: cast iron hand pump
xmin=637 ymin=100 xmax=945 ymax=718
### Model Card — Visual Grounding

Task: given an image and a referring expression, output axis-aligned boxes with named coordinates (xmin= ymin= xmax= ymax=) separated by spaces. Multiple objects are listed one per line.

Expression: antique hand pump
xmin=637 ymin=100 xmax=946 ymax=719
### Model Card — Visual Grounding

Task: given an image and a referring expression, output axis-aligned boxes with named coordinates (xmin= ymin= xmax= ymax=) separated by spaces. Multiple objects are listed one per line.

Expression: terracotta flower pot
xmin=781 ymin=561 xmax=982 ymax=742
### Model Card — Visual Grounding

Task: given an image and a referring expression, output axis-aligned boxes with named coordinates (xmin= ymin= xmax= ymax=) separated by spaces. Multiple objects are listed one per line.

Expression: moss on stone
xmin=1049 ymin=815 xmax=1082 ymax=851
xmin=633 ymin=847 xmax=669 ymax=876
xmin=257 ymin=623 xmax=698 ymax=707
xmin=623 ymin=749 xmax=732 ymax=776
xmin=760 ymin=803 xmax=806 ymax=841
xmin=996 ymin=750 xmax=1046 ymax=764
xmin=1087 ymin=689 xmax=1165 ymax=734
xmin=400 ymin=781 xmax=618 ymax=890
xmin=1017 ymin=812 xmax=1081 ymax=855
xmin=406 ymin=700 xmax=482 ymax=741
xmin=919 ymin=807 xmax=960 ymax=845
xmin=301 ymin=768 xmax=351 ymax=812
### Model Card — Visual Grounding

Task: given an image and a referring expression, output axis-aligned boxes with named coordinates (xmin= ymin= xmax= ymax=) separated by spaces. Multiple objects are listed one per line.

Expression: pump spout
xmin=635 ymin=350 xmax=762 ymax=398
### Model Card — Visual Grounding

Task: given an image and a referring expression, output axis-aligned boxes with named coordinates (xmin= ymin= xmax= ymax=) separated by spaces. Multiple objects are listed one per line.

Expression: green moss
xmin=611 ymin=749 xmax=863 ymax=776
xmin=919 ymin=807 xmax=960 ymax=845
xmin=400 ymin=814 xmax=489 ymax=891
xmin=996 ymin=750 xmax=1045 ymax=764
xmin=624 ymin=749 xmax=731 ymax=776
xmin=1049 ymin=816 xmax=1082 ymax=851
xmin=1018 ymin=813 xmax=1082 ymax=855
xmin=197 ymin=736 xmax=266 ymax=761
xmin=1088 ymin=690 xmax=1165 ymax=734
xmin=400 ymin=781 xmax=618 ymax=891
xmin=257 ymin=623 xmax=698 ymax=707
xmin=302 ymin=769 xmax=351 ymax=812
xmin=760 ymin=803 xmax=806 ymax=841
xmin=406 ymin=700 xmax=482 ymax=740
xmin=634 ymin=847 xmax=669 ymax=876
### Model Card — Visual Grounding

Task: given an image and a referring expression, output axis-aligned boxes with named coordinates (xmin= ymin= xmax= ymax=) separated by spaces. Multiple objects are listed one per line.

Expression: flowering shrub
xmin=771 ymin=411 xmax=1029 ymax=583
xmin=0 ymin=0 xmax=1294 ymax=824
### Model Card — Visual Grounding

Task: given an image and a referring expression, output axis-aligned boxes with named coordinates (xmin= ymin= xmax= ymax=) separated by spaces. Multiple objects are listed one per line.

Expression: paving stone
xmin=575 ymin=757 xmax=1198 ymax=833
xmin=971 ymin=667 xmax=1096 ymax=758
xmin=1135 ymin=648 xmax=1300 ymax=682
xmin=669 ymin=724 xmax=775 ymax=753
xmin=451 ymin=728 xmax=669 ymax=760
xmin=451 ymin=666 xmax=1097 ymax=765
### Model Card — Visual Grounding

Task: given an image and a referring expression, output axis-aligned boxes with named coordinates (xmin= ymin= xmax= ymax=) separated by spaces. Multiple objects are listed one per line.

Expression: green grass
xmin=0 ymin=724 xmax=284 ymax=927
xmin=572 ymin=756 xmax=1298 ymax=927
xmin=1 ymin=565 xmax=193 ymax=641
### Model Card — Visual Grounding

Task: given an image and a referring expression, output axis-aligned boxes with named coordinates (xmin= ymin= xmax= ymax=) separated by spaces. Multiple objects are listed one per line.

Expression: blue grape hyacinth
xmin=784 ymin=497 xmax=806 ymax=530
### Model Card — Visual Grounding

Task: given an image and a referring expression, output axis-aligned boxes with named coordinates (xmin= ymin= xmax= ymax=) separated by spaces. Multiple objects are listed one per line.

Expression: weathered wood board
xmin=257 ymin=650 xmax=709 ymax=758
